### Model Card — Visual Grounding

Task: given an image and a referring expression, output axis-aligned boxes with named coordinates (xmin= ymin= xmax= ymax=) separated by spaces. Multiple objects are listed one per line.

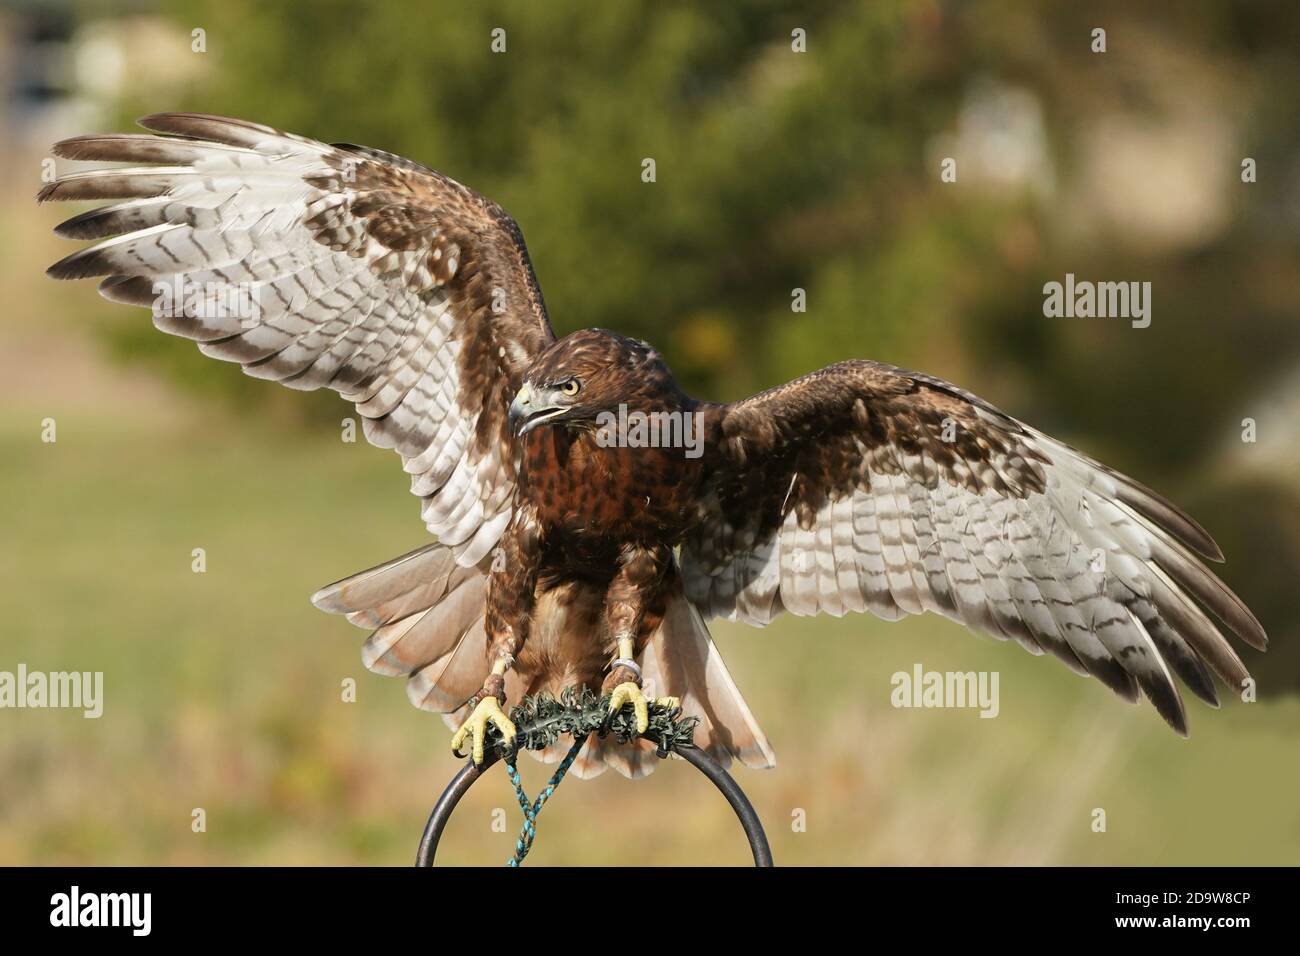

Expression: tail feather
xmin=408 ymin=616 xmax=490 ymax=712
xmin=570 ymin=736 xmax=660 ymax=779
xmin=643 ymin=597 xmax=776 ymax=772
xmin=350 ymin=559 xmax=480 ymax=631
xmin=312 ymin=544 xmax=457 ymax=621
xmin=566 ymin=592 xmax=775 ymax=779
xmin=362 ymin=573 xmax=484 ymax=677
xmin=315 ymin=543 xmax=491 ymax=712
xmin=317 ymin=546 xmax=775 ymax=779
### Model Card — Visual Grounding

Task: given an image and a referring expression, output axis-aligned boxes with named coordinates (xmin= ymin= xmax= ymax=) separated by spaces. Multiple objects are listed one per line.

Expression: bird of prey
xmin=42 ymin=114 xmax=1267 ymax=777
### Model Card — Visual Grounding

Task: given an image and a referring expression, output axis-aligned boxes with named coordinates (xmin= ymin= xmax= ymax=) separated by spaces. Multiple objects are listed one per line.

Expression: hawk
xmin=42 ymin=114 xmax=1267 ymax=777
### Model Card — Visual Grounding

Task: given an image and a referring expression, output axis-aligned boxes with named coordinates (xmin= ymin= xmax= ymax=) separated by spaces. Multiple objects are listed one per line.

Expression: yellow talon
xmin=608 ymin=681 xmax=651 ymax=734
xmin=655 ymin=696 xmax=681 ymax=712
xmin=451 ymin=697 xmax=517 ymax=765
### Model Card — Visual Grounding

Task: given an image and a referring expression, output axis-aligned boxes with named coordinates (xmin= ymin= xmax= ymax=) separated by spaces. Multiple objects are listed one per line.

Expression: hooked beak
xmin=508 ymin=383 xmax=566 ymax=436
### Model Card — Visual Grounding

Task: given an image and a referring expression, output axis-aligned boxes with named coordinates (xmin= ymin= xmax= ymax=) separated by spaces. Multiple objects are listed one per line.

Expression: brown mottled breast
xmin=519 ymin=423 xmax=707 ymax=550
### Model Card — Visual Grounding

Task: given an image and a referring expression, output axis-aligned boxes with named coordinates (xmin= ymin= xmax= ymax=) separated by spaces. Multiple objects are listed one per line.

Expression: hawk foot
xmin=451 ymin=696 xmax=517 ymax=765
xmin=607 ymin=681 xmax=680 ymax=735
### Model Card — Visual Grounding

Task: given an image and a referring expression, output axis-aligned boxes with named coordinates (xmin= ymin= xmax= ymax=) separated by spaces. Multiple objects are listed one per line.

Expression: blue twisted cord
xmin=504 ymin=734 xmax=588 ymax=867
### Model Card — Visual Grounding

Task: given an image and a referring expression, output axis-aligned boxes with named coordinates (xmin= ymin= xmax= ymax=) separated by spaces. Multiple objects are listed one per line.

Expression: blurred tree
xmin=84 ymin=0 xmax=1300 ymax=687
xmin=107 ymin=0 xmax=1023 ymax=409
xmin=105 ymin=0 xmax=1300 ymax=454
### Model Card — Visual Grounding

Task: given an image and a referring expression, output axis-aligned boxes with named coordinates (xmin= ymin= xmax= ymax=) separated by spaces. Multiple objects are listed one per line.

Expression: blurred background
xmin=2 ymin=0 xmax=1298 ymax=865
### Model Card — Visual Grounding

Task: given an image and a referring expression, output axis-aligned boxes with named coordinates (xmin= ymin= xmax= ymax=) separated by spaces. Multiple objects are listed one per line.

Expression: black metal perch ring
xmin=415 ymin=739 xmax=774 ymax=867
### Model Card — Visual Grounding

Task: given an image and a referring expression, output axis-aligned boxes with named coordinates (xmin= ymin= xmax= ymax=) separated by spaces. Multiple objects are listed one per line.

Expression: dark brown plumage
xmin=42 ymin=115 xmax=1266 ymax=778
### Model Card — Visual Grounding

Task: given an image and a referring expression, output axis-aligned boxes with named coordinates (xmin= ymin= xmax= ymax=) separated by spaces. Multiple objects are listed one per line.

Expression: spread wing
xmin=682 ymin=360 xmax=1267 ymax=733
xmin=41 ymin=113 xmax=553 ymax=565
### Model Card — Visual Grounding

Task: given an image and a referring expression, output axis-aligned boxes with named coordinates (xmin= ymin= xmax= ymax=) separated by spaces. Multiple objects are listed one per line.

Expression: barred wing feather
xmin=42 ymin=113 xmax=554 ymax=566
xmin=682 ymin=360 xmax=1266 ymax=735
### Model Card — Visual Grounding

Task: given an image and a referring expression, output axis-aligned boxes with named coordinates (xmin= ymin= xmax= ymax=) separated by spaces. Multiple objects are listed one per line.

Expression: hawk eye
xmin=559 ymin=379 xmax=581 ymax=397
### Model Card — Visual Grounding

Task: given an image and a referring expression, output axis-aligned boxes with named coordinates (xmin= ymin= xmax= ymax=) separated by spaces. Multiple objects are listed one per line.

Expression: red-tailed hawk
xmin=43 ymin=114 xmax=1267 ymax=777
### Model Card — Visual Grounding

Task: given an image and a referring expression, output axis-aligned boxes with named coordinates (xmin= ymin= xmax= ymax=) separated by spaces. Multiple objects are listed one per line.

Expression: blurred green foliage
xmin=109 ymin=1 xmax=1040 ymax=408
xmin=102 ymin=1 xmax=1298 ymax=458
xmin=92 ymin=0 xmax=1300 ymax=685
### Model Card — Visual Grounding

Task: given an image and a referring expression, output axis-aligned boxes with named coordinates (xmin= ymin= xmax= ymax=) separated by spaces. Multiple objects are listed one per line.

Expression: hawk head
xmin=508 ymin=328 xmax=679 ymax=436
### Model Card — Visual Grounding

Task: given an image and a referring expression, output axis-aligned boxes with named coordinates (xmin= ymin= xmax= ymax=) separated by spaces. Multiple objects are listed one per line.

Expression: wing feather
xmin=683 ymin=360 xmax=1265 ymax=734
xmin=43 ymin=113 xmax=555 ymax=564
